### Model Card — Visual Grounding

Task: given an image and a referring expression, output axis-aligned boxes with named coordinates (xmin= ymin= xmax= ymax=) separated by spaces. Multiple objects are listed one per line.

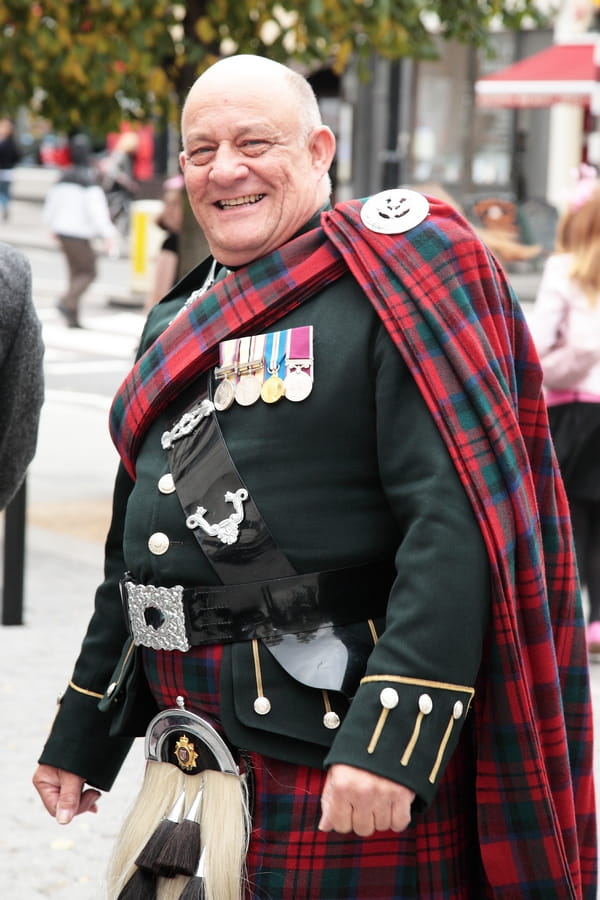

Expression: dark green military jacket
xmin=40 ymin=231 xmax=490 ymax=810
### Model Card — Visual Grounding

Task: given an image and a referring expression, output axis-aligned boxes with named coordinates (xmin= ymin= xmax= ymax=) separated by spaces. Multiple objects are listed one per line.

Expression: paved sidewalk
xmin=0 ymin=186 xmax=147 ymax=897
xmin=0 ymin=395 xmax=146 ymax=899
xmin=0 ymin=526 xmax=146 ymax=900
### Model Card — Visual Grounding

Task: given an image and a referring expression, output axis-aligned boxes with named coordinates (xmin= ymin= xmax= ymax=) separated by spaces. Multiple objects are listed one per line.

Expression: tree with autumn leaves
xmin=0 ymin=0 xmax=544 ymax=133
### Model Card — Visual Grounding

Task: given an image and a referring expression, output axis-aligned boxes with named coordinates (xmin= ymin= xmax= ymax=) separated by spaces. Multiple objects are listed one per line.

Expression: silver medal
xmin=235 ymin=374 xmax=262 ymax=406
xmin=360 ymin=189 xmax=429 ymax=235
xmin=214 ymin=379 xmax=235 ymax=411
xmin=284 ymin=369 xmax=312 ymax=402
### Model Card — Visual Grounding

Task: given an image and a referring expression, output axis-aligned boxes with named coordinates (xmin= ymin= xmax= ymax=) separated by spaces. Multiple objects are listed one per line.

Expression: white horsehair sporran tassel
xmin=107 ymin=701 xmax=251 ymax=900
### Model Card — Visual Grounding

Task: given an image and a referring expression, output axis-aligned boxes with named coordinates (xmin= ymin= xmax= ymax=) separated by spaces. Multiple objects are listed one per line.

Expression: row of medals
xmin=213 ymin=349 xmax=313 ymax=411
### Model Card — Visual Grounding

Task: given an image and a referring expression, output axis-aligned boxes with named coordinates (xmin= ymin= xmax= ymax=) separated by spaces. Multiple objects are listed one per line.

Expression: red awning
xmin=475 ymin=41 xmax=598 ymax=108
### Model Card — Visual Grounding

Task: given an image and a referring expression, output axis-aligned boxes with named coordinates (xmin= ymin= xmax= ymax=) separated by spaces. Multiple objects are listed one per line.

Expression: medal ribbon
xmin=216 ymin=337 xmax=238 ymax=383
xmin=237 ymin=336 xmax=252 ymax=377
xmin=286 ymin=325 xmax=313 ymax=376
xmin=265 ymin=330 xmax=287 ymax=379
xmin=249 ymin=333 xmax=266 ymax=375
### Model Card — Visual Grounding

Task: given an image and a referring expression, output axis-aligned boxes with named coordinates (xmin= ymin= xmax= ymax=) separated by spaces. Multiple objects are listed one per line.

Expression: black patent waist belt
xmin=121 ymin=561 xmax=393 ymax=653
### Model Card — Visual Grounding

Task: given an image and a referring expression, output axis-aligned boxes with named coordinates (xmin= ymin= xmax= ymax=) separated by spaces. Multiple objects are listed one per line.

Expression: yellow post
xmin=129 ymin=199 xmax=164 ymax=295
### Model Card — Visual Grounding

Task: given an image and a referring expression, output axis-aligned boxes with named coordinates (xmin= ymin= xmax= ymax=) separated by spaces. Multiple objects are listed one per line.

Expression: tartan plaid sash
xmin=109 ymin=196 xmax=596 ymax=896
xmin=109 ymin=227 xmax=347 ymax=478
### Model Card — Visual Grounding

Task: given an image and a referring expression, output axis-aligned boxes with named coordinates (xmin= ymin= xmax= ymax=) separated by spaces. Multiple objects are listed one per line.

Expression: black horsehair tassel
xmin=155 ymin=787 xmax=204 ymax=877
xmin=115 ymin=866 xmax=157 ymax=900
xmin=178 ymin=847 xmax=207 ymax=900
xmin=135 ymin=791 xmax=186 ymax=872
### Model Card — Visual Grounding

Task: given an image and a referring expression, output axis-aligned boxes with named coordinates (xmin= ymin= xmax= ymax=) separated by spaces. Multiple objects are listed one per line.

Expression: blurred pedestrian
xmin=529 ymin=165 xmax=600 ymax=653
xmin=0 ymin=241 xmax=44 ymax=509
xmin=145 ymin=174 xmax=184 ymax=311
xmin=43 ymin=134 xmax=119 ymax=328
xmin=0 ymin=117 xmax=21 ymax=222
xmin=100 ymin=131 xmax=140 ymax=240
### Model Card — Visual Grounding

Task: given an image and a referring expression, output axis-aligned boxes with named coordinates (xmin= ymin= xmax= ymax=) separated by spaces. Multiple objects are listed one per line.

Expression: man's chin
xmin=211 ymin=234 xmax=273 ymax=268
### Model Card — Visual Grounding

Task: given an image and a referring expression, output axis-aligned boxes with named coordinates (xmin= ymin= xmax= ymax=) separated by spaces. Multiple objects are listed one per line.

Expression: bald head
xmin=183 ymin=55 xmax=323 ymax=141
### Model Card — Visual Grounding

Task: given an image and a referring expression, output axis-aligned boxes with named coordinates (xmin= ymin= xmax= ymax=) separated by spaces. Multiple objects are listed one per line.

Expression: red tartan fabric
xmin=320 ymin=201 xmax=597 ymax=897
xmin=111 ymin=196 xmax=597 ymax=896
xmin=142 ymin=644 xmax=484 ymax=899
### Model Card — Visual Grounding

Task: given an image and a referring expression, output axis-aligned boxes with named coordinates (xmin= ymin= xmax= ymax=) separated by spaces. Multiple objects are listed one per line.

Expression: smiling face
xmin=180 ymin=56 xmax=336 ymax=267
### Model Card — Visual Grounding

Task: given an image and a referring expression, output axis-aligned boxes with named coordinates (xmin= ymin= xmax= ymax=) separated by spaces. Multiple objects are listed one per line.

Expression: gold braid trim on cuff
xmin=362 ymin=675 xmax=475 ymax=763
xmin=68 ymin=680 xmax=104 ymax=700
xmin=360 ymin=674 xmax=475 ymax=695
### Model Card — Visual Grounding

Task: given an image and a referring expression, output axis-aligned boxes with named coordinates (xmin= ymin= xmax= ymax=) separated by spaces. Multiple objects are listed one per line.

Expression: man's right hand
xmin=32 ymin=764 xmax=101 ymax=824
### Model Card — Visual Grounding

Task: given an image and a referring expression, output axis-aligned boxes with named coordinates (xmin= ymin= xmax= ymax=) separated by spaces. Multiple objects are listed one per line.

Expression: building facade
xmin=336 ymin=0 xmax=596 ymax=216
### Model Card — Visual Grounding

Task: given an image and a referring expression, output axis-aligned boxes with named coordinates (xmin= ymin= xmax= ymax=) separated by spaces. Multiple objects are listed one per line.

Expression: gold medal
xmin=261 ymin=375 xmax=286 ymax=404
xmin=261 ymin=329 xmax=286 ymax=404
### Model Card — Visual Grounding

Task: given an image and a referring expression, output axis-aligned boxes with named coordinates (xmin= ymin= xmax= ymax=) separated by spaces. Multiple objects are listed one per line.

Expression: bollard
xmin=129 ymin=199 xmax=164 ymax=295
xmin=2 ymin=478 xmax=26 ymax=626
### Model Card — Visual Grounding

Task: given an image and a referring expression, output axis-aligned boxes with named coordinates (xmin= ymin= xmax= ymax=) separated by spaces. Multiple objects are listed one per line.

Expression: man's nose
xmin=209 ymin=143 xmax=248 ymax=182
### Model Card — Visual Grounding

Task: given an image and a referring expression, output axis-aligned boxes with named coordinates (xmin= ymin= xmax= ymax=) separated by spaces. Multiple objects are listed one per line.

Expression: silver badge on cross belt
xmin=360 ymin=188 xmax=429 ymax=235
xmin=185 ymin=487 xmax=249 ymax=545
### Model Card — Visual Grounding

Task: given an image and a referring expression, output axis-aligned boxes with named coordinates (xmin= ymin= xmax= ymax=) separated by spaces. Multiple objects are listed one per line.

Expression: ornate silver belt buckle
xmin=125 ymin=582 xmax=190 ymax=652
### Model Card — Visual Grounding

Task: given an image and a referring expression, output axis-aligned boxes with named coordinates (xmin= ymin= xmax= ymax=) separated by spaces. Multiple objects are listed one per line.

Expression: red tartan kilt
xmin=142 ymin=644 xmax=486 ymax=899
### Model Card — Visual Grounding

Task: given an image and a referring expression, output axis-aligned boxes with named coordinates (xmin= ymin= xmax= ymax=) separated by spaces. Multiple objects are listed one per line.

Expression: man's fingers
xmin=79 ymin=788 xmax=101 ymax=816
xmin=32 ymin=765 xmax=97 ymax=824
xmin=33 ymin=764 xmax=63 ymax=816
xmin=319 ymin=764 xmax=415 ymax=836
xmin=389 ymin=799 xmax=412 ymax=833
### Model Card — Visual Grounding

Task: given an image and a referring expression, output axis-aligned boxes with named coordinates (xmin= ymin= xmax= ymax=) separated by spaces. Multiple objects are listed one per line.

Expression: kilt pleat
xmin=142 ymin=645 xmax=486 ymax=899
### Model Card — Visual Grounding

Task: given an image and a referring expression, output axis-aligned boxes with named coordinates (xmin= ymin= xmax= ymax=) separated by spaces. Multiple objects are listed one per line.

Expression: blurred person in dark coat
xmin=0 ymin=241 xmax=44 ymax=509
xmin=43 ymin=134 xmax=118 ymax=328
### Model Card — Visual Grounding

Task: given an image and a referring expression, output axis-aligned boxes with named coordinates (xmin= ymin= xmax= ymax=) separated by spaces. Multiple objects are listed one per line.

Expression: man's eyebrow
xmin=185 ymin=123 xmax=277 ymax=144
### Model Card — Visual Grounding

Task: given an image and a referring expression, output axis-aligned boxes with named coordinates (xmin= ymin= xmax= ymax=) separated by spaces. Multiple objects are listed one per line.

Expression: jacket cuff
xmin=324 ymin=674 xmax=474 ymax=808
xmin=38 ymin=683 xmax=133 ymax=791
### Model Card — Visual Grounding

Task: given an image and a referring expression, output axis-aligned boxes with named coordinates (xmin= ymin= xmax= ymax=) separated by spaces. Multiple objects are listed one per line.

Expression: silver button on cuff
xmin=380 ymin=687 xmax=399 ymax=709
xmin=453 ymin=700 xmax=464 ymax=719
xmin=148 ymin=532 xmax=170 ymax=555
xmin=418 ymin=693 xmax=433 ymax=715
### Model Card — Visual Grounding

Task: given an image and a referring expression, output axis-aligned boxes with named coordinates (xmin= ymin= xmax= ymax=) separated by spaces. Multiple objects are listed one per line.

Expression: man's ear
xmin=309 ymin=126 xmax=337 ymax=175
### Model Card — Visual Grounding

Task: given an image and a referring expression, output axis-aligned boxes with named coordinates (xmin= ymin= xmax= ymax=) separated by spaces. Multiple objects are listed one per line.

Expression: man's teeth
xmin=219 ymin=194 xmax=264 ymax=208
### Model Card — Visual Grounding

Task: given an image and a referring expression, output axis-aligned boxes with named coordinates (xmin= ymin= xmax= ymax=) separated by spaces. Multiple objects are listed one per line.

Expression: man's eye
xmin=187 ymin=147 xmax=213 ymax=165
xmin=240 ymin=140 xmax=271 ymax=156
